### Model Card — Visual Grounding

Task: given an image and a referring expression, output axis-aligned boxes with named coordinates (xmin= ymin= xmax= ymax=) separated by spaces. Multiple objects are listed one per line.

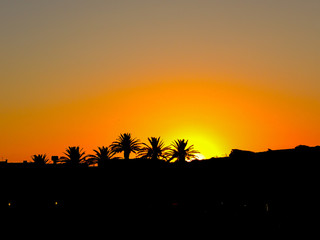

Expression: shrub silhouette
xmin=138 ymin=137 xmax=171 ymax=160
xmin=168 ymin=139 xmax=199 ymax=163
xmin=110 ymin=133 xmax=141 ymax=160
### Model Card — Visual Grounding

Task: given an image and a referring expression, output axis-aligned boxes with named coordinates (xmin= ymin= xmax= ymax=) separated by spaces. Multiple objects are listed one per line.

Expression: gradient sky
xmin=1 ymin=0 xmax=320 ymax=162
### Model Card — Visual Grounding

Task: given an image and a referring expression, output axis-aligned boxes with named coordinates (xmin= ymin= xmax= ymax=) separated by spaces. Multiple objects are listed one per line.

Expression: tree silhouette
xmin=60 ymin=146 xmax=87 ymax=166
xmin=168 ymin=139 xmax=199 ymax=163
xmin=138 ymin=137 xmax=170 ymax=160
xmin=31 ymin=154 xmax=49 ymax=165
xmin=110 ymin=133 xmax=141 ymax=160
xmin=86 ymin=146 xmax=116 ymax=166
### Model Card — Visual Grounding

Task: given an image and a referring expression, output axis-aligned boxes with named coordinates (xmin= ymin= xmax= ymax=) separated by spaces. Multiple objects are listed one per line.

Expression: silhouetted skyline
xmin=1 ymin=144 xmax=320 ymax=235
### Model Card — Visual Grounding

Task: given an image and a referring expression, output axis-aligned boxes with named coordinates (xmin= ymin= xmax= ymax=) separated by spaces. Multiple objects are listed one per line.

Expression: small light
xmin=54 ymin=201 xmax=58 ymax=206
xmin=8 ymin=202 xmax=11 ymax=207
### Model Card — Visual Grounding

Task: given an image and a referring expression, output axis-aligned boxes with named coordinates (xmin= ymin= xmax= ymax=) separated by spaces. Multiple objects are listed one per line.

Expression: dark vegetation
xmin=1 ymin=134 xmax=319 ymax=235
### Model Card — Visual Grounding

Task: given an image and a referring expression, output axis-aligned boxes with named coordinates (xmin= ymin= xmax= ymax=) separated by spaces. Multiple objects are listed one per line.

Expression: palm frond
xmin=168 ymin=139 xmax=199 ymax=162
xmin=86 ymin=146 xmax=116 ymax=166
xmin=138 ymin=137 xmax=170 ymax=160
xmin=60 ymin=146 xmax=87 ymax=165
xmin=110 ymin=133 xmax=141 ymax=159
xmin=31 ymin=154 xmax=49 ymax=165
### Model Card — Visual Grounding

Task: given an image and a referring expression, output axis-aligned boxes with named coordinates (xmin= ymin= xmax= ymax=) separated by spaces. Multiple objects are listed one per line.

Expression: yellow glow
xmin=194 ymin=153 xmax=206 ymax=160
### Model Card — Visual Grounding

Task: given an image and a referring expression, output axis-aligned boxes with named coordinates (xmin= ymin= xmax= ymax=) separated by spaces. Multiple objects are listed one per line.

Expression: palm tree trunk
xmin=98 ymin=159 xmax=103 ymax=167
xmin=179 ymin=155 xmax=186 ymax=163
xmin=124 ymin=151 xmax=130 ymax=160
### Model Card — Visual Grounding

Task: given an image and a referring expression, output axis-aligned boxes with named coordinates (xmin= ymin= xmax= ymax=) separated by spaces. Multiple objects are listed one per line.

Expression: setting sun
xmin=194 ymin=153 xmax=206 ymax=160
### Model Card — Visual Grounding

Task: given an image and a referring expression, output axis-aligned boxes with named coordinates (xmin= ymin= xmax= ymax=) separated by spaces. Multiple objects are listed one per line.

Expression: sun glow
xmin=194 ymin=153 xmax=206 ymax=160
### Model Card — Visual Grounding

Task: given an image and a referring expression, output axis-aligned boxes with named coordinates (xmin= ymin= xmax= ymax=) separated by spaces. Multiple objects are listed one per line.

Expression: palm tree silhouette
xmin=31 ymin=154 xmax=49 ymax=165
xmin=110 ymin=133 xmax=141 ymax=160
xmin=86 ymin=146 xmax=116 ymax=166
xmin=60 ymin=146 xmax=87 ymax=166
xmin=168 ymin=139 xmax=200 ymax=163
xmin=138 ymin=137 xmax=170 ymax=160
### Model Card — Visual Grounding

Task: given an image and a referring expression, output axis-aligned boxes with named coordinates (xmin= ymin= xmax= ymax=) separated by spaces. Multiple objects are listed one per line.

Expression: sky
xmin=1 ymin=0 xmax=320 ymax=162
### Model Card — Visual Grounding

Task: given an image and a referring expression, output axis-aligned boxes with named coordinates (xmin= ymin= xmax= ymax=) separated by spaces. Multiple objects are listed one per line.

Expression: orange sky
xmin=1 ymin=1 xmax=320 ymax=162
xmin=1 ymin=77 xmax=319 ymax=161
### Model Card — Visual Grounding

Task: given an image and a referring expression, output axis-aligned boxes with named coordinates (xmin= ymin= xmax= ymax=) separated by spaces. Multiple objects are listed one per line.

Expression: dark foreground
xmin=1 ymin=146 xmax=320 ymax=236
